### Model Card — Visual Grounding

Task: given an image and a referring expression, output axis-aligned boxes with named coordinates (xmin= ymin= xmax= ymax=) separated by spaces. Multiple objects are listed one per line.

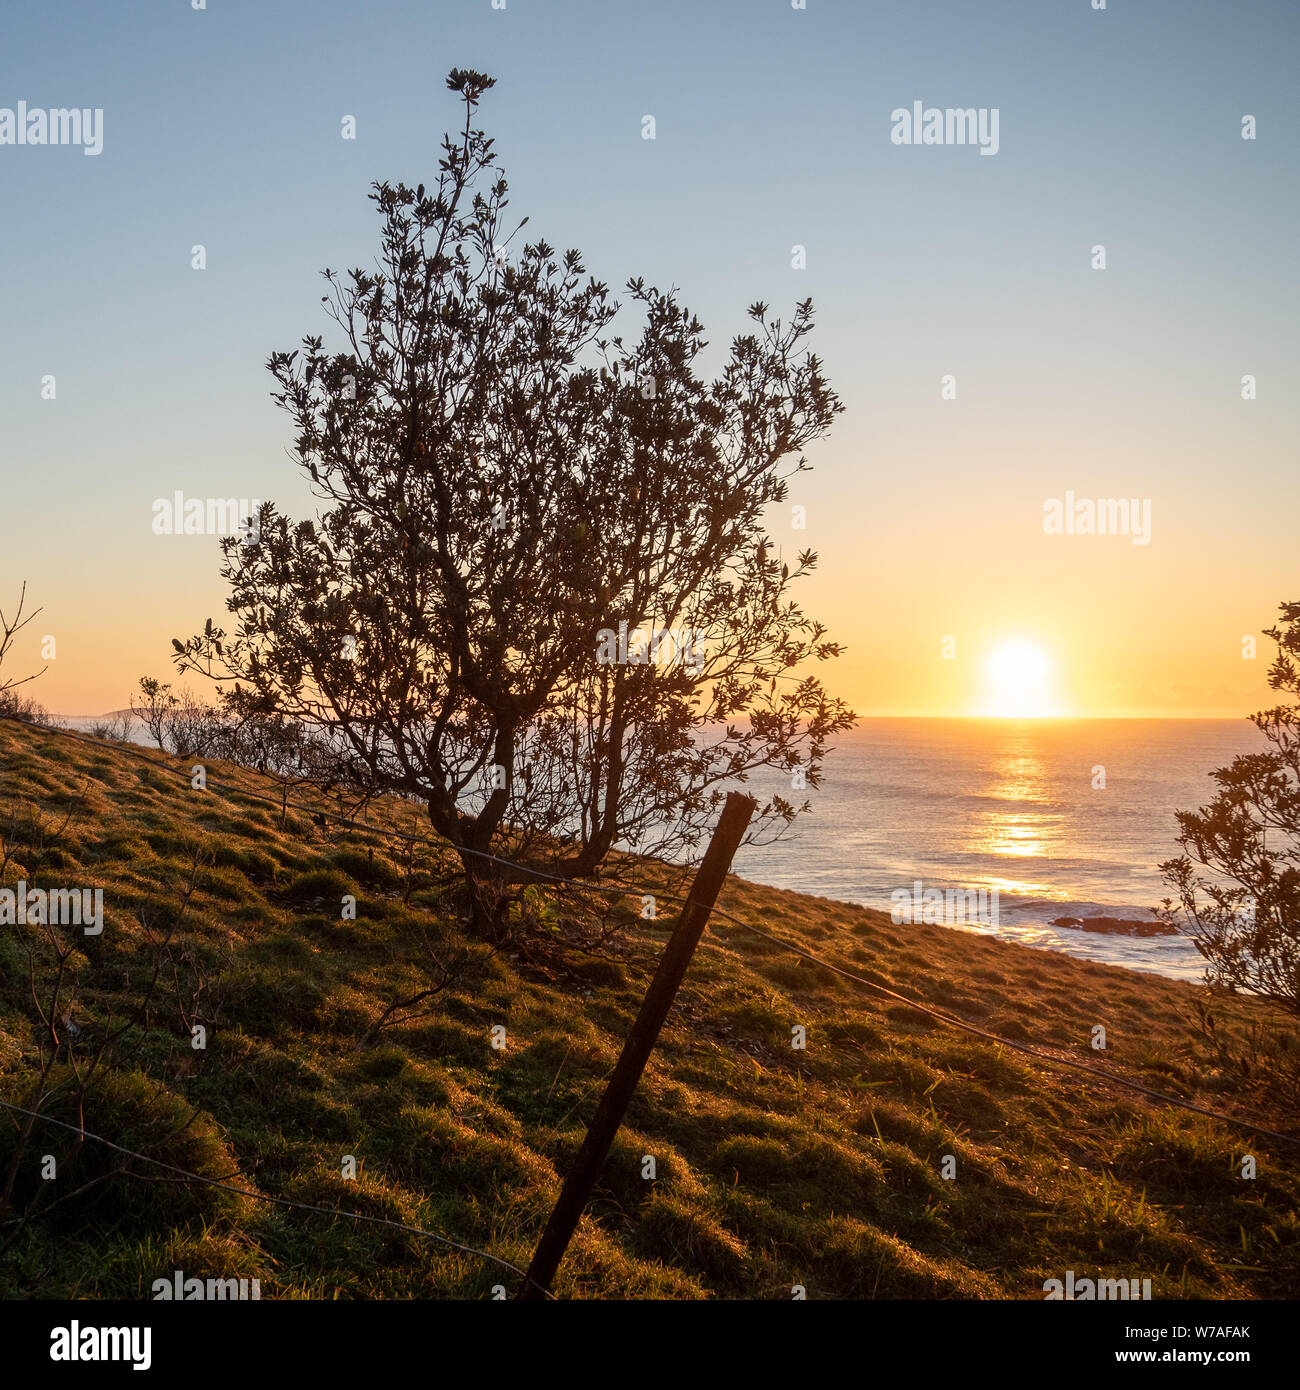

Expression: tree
xmin=130 ymin=676 xmax=222 ymax=757
xmin=0 ymin=583 xmax=46 ymax=721
xmin=1159 ymin=602 xmax=1300 ymax=1014
xmin=131 ymin=677 xmax=179 ymax=752
xmin=175 ymin=69 xmax=855 ymax=937
xmin=220 ymin=693 xmax=351 ymax=829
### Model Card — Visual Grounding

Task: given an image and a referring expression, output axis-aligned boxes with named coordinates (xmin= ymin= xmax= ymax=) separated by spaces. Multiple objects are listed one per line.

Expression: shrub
xmin=0 ymin=1067 xmax=244 ymax=1231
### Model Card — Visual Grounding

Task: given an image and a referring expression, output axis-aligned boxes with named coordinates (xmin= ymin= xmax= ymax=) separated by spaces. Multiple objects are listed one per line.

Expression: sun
xmin=981 ymin=639 xmax=1058 ymax=718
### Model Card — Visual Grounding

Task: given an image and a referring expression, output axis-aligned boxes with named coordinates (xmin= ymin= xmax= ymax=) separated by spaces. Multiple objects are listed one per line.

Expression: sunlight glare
xmin=981 ymin=639 xmax=1057 ymax=718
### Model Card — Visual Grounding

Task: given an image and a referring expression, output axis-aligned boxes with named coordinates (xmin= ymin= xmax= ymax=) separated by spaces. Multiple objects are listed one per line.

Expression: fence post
xmin=516 ymin=790 xmax=757 ymax=1299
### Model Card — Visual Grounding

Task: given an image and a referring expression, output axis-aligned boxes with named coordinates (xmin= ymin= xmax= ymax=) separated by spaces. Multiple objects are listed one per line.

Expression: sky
xmin=1 ymin=0 xmax=1295 ymax=718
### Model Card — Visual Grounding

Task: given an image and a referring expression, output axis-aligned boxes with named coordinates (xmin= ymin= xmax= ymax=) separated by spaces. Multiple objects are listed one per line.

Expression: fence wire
xmin=3 ymin=713 xmax=1298 ymax=1211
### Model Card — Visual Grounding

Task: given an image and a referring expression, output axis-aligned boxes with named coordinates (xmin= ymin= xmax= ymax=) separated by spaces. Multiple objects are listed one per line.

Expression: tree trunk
xmin=458 ymin=848 xmax=508 ymax=942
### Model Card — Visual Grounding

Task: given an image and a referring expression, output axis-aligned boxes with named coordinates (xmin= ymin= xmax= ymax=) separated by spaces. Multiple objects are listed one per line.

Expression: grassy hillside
xmin=1 ymin=718 xmax=1297 ymax=1299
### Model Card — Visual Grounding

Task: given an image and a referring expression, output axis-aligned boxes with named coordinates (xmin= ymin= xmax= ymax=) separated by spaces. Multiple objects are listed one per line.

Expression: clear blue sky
xmin=1 ymin=0 xmax=1296 ymax=714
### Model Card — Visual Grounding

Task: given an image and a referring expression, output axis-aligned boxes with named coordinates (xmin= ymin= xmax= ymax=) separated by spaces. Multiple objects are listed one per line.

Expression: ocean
xmin=730 ymin=719 xmax=1262 ymax=983
xmin=57 ymin=711 xmax=1258 ymax=983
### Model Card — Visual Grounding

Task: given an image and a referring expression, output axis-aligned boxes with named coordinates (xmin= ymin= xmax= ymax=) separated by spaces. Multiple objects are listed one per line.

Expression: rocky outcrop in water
xmin=1050 ymin=915 xmax=1176 ymax=937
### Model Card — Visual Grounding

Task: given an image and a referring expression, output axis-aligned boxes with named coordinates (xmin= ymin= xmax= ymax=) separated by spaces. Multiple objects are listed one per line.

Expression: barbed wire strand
xmin=0 ymin=1096 xmax=555 ymax=1298
xmin=4 ymin=713 xmax=1299 ymax=1154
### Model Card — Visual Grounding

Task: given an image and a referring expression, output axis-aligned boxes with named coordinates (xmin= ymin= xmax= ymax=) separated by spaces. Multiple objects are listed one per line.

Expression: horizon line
xmin=48 ymin=708 xmax=1256 ymax=724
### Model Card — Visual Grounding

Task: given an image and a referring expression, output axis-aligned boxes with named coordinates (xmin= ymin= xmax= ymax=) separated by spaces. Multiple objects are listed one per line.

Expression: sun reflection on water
xmin=966 ymin=736 xmax=1062 ymax=888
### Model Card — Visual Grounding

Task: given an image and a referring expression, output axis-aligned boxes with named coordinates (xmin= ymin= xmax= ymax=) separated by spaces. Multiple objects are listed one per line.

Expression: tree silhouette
xmin=0 ymin=582 xmax=45 ymax=715
xmin=1160 ymin=602 xmax=1300 ymax=1014
xmin=176 ymin=69 xmax=855 ymax=937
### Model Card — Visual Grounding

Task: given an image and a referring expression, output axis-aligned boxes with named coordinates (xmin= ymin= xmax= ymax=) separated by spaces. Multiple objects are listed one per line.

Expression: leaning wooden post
xmin=516 ymin=790 xmax=757 ymax=1300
